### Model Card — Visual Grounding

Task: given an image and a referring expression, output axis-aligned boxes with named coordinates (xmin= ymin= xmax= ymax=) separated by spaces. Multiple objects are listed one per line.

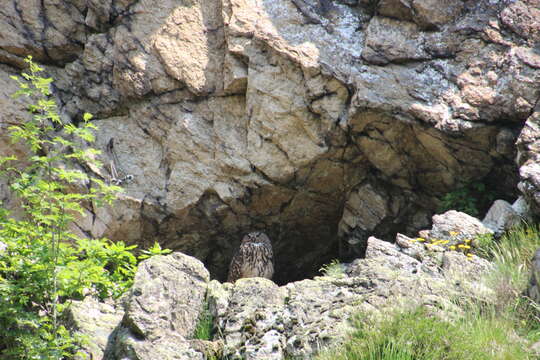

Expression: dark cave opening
xmin=198 ymin=166 xmax=520 ymax=286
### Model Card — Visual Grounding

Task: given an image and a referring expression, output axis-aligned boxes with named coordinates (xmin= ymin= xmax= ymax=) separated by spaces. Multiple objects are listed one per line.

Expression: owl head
xmin=241 ymin=231 xmax=271 ymax=247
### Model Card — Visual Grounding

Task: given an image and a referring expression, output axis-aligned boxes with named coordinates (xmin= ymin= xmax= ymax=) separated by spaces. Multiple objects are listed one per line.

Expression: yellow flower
xmin=449 ymin=231 xmax=458 ymax=236
xmin=464 ymin=239 xmax=471 ymax=243
xmin=449 ymin=245 xmax=456 ymax=250
xmin=417 ymin=238 xmax=425 ymax=242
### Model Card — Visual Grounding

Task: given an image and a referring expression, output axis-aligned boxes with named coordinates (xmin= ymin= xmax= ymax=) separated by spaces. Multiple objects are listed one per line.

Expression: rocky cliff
xmin=67 ymin=211 xmax=496 ymax=360
xmin=1 ymin=0 xmax=539 ymax=284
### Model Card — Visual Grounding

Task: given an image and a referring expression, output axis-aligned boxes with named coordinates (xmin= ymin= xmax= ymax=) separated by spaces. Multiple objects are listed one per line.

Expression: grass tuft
xmin=194 ymin=302 xmax=214 ymax=341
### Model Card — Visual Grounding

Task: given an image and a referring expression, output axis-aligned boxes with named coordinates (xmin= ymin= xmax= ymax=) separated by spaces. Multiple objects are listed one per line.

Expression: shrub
xmin=438 ymin=181 xmax=496 ymax=217
xmin=0 ymin=56 xmax=169 ymax=359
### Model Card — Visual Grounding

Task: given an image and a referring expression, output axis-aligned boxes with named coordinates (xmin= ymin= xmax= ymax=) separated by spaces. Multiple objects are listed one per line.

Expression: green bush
xmin=0 ymin=56 xmax=169 ymax=359
xmin=438 ymin=181 xmax=496 ymax=217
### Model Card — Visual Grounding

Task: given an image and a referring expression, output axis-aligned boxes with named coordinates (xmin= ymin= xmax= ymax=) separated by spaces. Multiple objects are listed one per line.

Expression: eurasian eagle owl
xmin=227 ymin=231 xmax=274 ymax=282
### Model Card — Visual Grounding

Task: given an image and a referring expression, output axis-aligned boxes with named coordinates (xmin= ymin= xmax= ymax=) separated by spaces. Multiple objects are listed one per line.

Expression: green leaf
xmin=83 ymin=112 xmax=93 ymax=122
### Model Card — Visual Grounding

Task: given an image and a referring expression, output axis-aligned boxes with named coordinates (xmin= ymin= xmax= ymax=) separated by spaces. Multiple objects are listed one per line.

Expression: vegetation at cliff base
xmin=0 ymin=56 xmax=169 ymax=359
xmin=317 ymin=223 xmax=540 ymax=360
xmin=318 ymin=306 xmax=530 ymax=360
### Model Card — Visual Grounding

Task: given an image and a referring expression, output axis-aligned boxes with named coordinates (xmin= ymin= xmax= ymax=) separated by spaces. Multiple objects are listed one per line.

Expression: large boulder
xmin=423 ymin=210 xmax=494 ymax=247
xmin=482 ymin=199 xmax=523 ymax=236
xmin=107 ymin=252 xmax=211 ymax=360
xmin=66 ymin=297 xmax=124 ymax=360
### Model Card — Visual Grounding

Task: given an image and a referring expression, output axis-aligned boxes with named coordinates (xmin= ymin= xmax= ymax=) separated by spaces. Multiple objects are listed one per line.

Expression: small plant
xmin=194 ymin=301 xmax=214 ymax=341
xmin=438 ymin=181 xmax=496 ymax=217
xmin=319 ymin=259 xmax=345 ymax=278
xmin=412 ymin=234 xmax=476 ymax=259
xmin=139 ymin=241 xmax=172 ymax=260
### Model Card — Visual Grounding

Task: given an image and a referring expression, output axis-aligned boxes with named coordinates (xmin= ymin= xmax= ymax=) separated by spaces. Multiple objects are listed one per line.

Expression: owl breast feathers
xmin=227 ymin=231 xmax=274 ymax=283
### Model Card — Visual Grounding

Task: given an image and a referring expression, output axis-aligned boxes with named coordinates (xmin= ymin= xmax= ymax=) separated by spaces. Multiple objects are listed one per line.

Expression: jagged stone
xmin=427 ymin=210 xmax=494 ymax=247
xmin=482 ymin=199 xmax=522 ymax=235
xmin=109 ymin=252 xmax=210 ymax=359
xmin=66 ymin=297 xmax=124 ymax=360
xmin=60 ymin=233 xmax=498 ymax=360
xmin=210 ymin=236 xmax=494 ymax=360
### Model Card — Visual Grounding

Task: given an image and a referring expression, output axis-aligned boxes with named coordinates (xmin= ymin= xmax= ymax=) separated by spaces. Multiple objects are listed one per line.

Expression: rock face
xmin=69 ymin=233 xmax=494 ymax=360
xmin=1 ymin=0 xmax=539 ymax=282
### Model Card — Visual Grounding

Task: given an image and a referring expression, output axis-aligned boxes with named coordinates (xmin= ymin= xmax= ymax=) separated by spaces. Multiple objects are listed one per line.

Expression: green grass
xmin=317 ymin=307 xmax=531 ymax=360
xmin=194 ymin=302 xmax=214 ymax=341
xmin=317 ymin=224 xmax=540 ymax=360
xmin=479 ymin=223 xmax=540 ymax=342
xmin=319 ymin=259 xmax=345 ymax=278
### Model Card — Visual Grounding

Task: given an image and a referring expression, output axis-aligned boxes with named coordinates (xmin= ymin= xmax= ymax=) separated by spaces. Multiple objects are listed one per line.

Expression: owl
xmin=227 ymin=231 xmax=274 ymax=283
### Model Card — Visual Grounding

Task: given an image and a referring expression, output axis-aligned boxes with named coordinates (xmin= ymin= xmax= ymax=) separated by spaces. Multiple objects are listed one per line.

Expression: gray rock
xmin=212 ymin=236 xmax=494 ymax=360
xmin=110 ymin=252 xmax=210 ymax=360
xmin=482 ymin=199 xmax=522 ymax=235
xmin=527 ymin=248 xmax=540 ymax=304
xmin=66 ymin=297 xmax=124 ymax=360
xmin=428 ymin=210 xmax=493 ymax=247
xmin=65 ymin=236 xmax=497 ymax=360
xmin=512 ymin=196 xmax=533 ymax=222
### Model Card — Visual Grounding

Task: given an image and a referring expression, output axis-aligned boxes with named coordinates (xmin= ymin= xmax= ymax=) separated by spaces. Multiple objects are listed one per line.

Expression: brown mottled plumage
xmin=227 ymin=232 xmax=274 ymax=283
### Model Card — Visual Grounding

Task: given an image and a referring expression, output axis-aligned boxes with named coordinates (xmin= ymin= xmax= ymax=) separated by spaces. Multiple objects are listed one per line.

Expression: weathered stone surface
xmin=500 ymin=0 xmax=540 ymax=46
xmin=0 ymin=65 xmax=34 ymax=216
xmin=482 ymin=199 xmax=522 ymax=235
xmin=64 ymin=231 xmax=495 ymax=360
xmin=517 ymin=103 xmax=540 ymax=214
xmin=377 ymin=0 xmax=464 ymax=29
xmin=109 ymin=252 xmax=210 ymax=359
xmin=0 ymin=0 xmax=87 ymax=64
xmin=66 ymin=297 xmax=124 ymax=360
xmin=208 ymin=236 xmax=493 ymax=360
xmin=427 ymin=210 xmax=493 ymax=246
xmin=123 ymin=252 xmax=209 ymax=340
xmin=362 ymin=17 xmax=430 ymax=65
